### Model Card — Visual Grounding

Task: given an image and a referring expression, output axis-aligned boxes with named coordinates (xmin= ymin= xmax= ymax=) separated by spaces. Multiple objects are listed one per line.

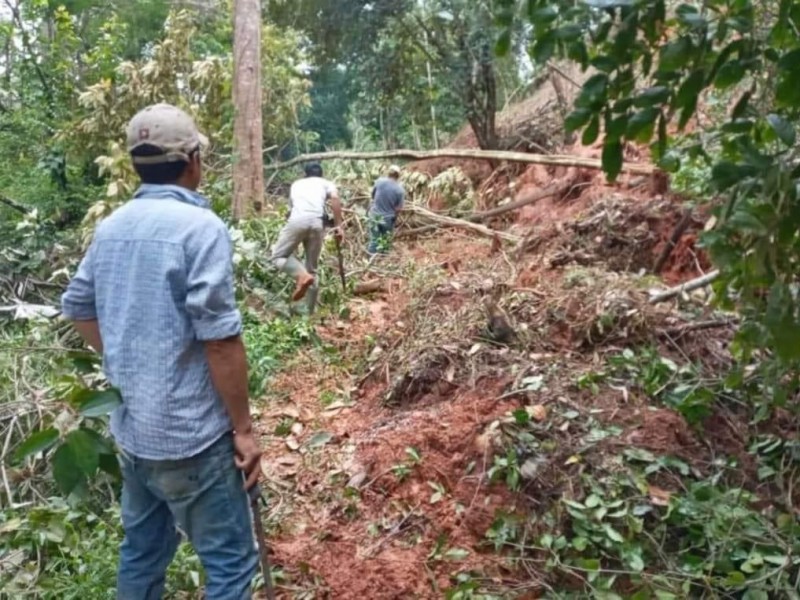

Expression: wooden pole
xmin=232 ymin=0 xmax=264 ymax=218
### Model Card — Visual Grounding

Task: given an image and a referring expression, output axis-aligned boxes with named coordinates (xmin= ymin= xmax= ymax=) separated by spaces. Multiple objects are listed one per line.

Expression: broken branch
xmin=648 ymin=270 xmax=720 ymax=304
xmin=659 ymin=318 xmax=739 ymax=337
xmin=0 ymin=195 xmax=30 ymax=214
xmin=470 ymin=183 xmax=567 ymax=222
xmin=407 ymin=204 xmax=520 ymax=243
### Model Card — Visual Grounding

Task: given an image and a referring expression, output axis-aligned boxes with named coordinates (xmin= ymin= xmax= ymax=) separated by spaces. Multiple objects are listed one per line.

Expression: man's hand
xmin=234 ymin=429 xmax=262 ymax=490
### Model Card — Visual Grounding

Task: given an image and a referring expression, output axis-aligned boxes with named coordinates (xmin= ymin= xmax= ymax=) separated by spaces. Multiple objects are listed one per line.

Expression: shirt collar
xmin=133 ymin=183 xmax=210 ymax=209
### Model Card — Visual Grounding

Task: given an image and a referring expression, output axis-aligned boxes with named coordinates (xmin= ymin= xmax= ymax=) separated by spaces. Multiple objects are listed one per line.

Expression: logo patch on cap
xmin=138 ymin=127 xmax=150 ymax=140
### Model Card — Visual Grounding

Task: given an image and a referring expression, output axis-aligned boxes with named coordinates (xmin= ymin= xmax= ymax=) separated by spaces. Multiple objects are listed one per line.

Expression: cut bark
xmin=649 ymin=270 xmax=720 ymax=304
xmin=232 ymin=0 xmax=264 ymax=219
xmin=265 ymin=149 xmax=657 ymax=176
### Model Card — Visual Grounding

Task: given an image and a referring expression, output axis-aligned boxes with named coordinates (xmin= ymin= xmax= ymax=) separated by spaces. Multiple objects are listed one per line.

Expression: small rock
xmin=347 ymin=471 xmax=368 ymax=489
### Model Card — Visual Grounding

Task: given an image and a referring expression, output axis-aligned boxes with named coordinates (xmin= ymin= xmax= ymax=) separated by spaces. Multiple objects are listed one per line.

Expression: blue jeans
xmin=368 ymin=215 xmax=396 ymax=254
xmin=116 ymin=433 xmax=258 ymax=600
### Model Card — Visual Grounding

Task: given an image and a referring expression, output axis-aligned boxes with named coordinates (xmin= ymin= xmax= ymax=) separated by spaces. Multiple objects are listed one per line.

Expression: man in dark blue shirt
xmin=368 ymin=165 xmax=405 ymax=255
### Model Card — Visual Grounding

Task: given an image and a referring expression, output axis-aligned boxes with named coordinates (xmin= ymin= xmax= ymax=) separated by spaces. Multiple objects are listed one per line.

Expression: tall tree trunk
xmin=232 ymin=0 xmax=264 ymax=218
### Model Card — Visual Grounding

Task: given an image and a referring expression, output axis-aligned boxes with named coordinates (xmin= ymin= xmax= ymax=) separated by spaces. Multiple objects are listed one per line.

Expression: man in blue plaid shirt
xmin=61 ymin=104 xmax=261 ymax=599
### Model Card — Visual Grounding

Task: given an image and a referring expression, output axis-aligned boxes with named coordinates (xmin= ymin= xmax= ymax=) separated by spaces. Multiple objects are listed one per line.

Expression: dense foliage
xmin=497 ymin=0 xmax=800 ymax=397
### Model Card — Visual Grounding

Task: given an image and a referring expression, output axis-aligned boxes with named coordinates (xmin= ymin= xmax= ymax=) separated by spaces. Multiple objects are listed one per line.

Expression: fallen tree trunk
xmin=470 ymin=183 xmax=567 ymax=222
xmin=266 ymin=149 xmax=657 ymax=176
xmin=649 ymin=270 xmax=720 ymax=304
xmin=652 ymin=208 xmax=694 ymax=274
xmin=407 ymin=204 xmax=521 ymax=243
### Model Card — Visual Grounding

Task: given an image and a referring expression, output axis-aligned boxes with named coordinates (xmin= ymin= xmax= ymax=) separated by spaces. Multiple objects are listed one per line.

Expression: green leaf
xmin=306 ymin=431 xmax=334 ymax=448
xmin=78 ymin=388 xmax=122 ymax=418
xmin=582 ymin=115 xmax=601 ymax=145
xmin=577 ymin=74 xmax=609 ymax=109
xmin=565 ymin=108 xmax=593 ymax=132
xmin=533 ymin=34 xmax=556 ymax=64
xmin=602 ymin=141 xmax=623 ymax=182
xmin=659 ymin=37 xmax=693 ymax=71
xmin=675 ymin=70 xmax=705 ymax=113
xmin=603 ymin=523 xmax=625 ymax=543
xmin=633 ymin=86 xmax=670 ymax=108
xmin=65 ymin=430 xmax=100 ymax=476
xmin=585 ymin=494 xmax=601 ymax=508
xmin=495 ymin=31 xmax=511 ymax=57
xmin=606 ymin=114 xmax=629 ymax=142
xmin=676 ymin=5 xmax=707 ymax=29
xmin=626 ymin=108 xmax=659 ymax=142
xmin=530 ymin=5 xmax=557 ymax=24
xmin=512 ymin=409 xmax=530 ymax=425
xmin=13 ymin=427 xmax=59 ymax=463
xmin=99 ymin=452 xmax=122 ymax=479
xmin=578 ymin=558 xmax=601 ymax=571
xmin=52 ymin=443 xmax=85 ymax=496
xmin=591 ymin=55 xmax=618 ymax=73
xmin=715 ymin=61 xmax=747 ymax=89
xmin=725 ymin=571 xmax=746 ymax=585
xmin=766 ymin=114 xmax=796 ymax=146
xmin=572 ymin=536 xmax=588 ymax=551
xmin=711 ymin=162 xmax=757 ymax=190
xmin=731 ymin=91 xmax=751 ymax=119
xmin=554 ymin=25 xmax=582 ymax=41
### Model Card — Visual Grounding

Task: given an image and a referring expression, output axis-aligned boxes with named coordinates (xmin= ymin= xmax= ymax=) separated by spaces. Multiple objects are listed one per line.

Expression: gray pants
xmin=271 ymin=218 xmax=324 ymax=309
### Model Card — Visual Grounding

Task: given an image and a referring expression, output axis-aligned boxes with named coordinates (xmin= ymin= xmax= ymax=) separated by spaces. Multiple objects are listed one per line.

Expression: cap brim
xmin=198 ymin=132 xmax=209 ymax=148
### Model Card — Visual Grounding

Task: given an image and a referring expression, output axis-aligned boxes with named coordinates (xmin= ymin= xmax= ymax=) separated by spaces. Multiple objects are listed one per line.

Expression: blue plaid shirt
xmin=61 ymin=184 xmax=241 ymax=460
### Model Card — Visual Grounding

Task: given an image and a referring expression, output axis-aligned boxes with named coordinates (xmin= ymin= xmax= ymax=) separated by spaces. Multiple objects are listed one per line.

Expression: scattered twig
xmin=658 ymin=318 xmax=739 ymax=337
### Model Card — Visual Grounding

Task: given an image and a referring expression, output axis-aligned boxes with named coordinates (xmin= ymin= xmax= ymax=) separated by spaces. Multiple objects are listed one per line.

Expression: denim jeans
xmin=116 ymin=433 xmax=258 ymax=600
xmin=368 ymin=215 xmax=396 ymax=254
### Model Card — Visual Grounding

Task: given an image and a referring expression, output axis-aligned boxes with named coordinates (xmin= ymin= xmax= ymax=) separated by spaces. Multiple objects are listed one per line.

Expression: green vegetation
xmin=2 ymin=0 xmax=800 ymax=597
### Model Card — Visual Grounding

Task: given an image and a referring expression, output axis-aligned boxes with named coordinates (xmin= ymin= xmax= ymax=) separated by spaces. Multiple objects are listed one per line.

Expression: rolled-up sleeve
xmin=61 ymin=245 xmax=97 ymax=320
xmin=185 ymin=218 xmax=242 ymax=341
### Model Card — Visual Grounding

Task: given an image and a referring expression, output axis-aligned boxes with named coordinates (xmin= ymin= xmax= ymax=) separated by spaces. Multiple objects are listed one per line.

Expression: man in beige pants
xmin=271 ymin=162 xmax=343 ymax=311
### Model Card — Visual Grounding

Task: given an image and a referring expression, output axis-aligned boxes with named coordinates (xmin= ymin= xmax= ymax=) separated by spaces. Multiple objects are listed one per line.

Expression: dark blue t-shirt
xmin=370 ymin=177 xmax=405 ymax=218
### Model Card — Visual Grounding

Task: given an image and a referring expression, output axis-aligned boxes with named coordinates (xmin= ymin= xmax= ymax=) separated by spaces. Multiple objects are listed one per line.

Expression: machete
xmin=334 ymin=237 xmax=346 ymax=291
xmin=248 ymin=484 xmax=276 ymax=600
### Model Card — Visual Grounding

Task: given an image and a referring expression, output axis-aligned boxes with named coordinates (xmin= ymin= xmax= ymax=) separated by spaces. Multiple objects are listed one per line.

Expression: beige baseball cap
xmin=388 ymin=164 xmax=401 ymax=175
xmin=126 ymin=103 xmax=208 ymax=165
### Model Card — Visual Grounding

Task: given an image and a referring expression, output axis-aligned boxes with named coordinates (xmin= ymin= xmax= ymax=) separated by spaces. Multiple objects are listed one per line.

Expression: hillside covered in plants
xmin=1 ymin=1 xmax=799 ymax=599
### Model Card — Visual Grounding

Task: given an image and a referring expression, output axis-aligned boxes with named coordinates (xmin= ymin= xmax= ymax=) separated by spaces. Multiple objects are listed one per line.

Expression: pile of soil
xmin=250 ymin=85 xmax=739 ymax=599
